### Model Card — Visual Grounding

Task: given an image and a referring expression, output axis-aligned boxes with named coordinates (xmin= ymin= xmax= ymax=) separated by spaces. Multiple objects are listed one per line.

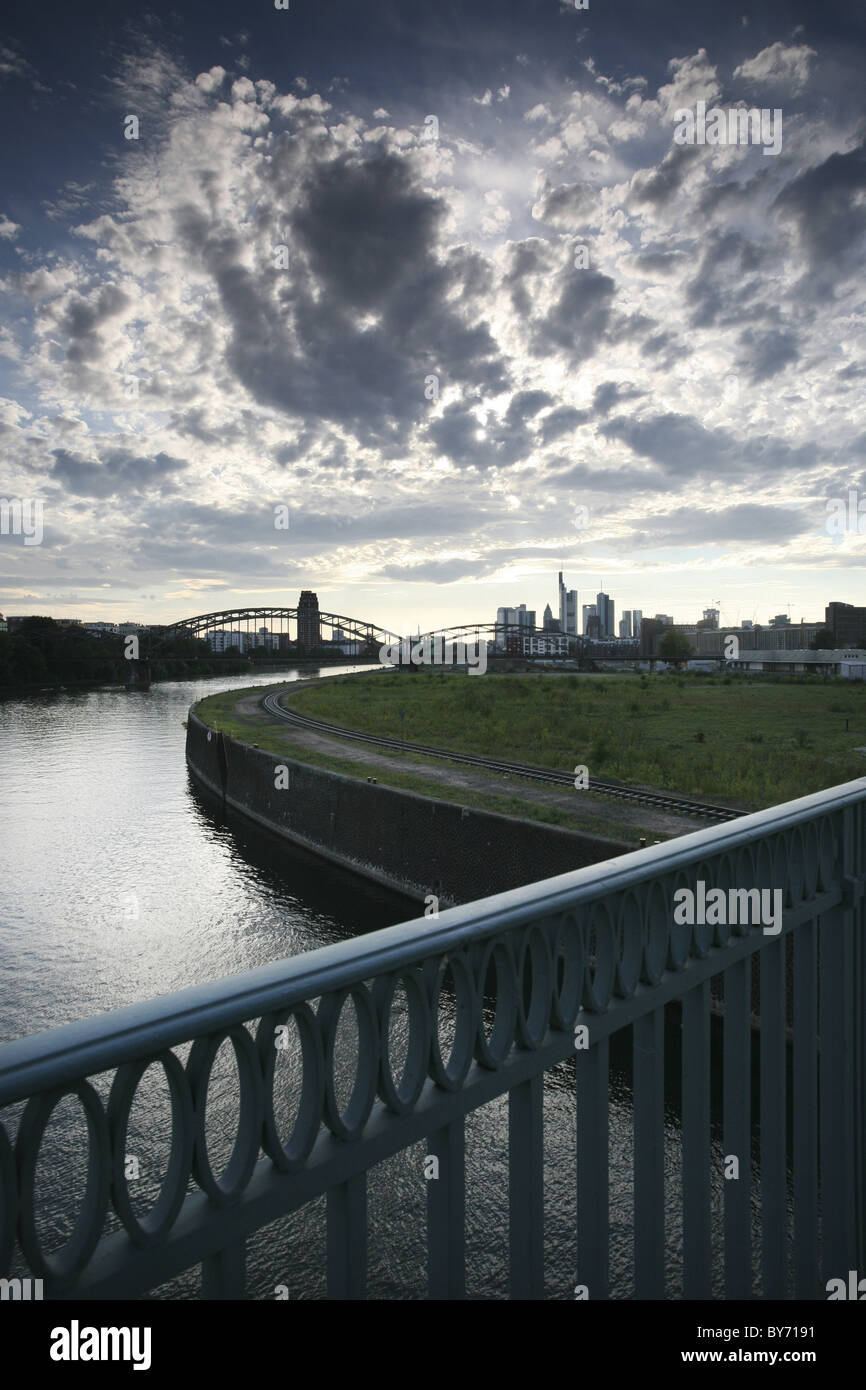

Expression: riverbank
xmin=188 ymin=686 xmax=650 ymax=906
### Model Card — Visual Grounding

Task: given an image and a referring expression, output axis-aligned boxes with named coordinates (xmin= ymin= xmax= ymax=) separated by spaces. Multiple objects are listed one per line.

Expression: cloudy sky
xmin=1 ymin=0 xmax=865 ymax=634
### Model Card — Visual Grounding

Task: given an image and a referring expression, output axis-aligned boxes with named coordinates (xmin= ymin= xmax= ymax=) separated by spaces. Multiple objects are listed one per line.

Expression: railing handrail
xmin=1 ymin=760 xmax=863 ymax=1109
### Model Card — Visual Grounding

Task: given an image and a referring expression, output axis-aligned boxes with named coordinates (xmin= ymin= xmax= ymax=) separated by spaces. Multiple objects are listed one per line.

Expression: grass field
xmin=192 ymin=685 xmax=648 ymax=840
xmin=285 ymin=669 xmax=866 ymax=810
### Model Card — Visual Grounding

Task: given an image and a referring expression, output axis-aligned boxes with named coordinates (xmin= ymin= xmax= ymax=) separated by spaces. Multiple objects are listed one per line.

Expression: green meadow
xmin=286 ymin=669 xmax=866 ymax=810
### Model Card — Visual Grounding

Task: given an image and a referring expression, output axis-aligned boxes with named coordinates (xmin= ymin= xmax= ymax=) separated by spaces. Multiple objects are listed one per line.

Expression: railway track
xmin=261 ymin=688 xmax=743 ymax=823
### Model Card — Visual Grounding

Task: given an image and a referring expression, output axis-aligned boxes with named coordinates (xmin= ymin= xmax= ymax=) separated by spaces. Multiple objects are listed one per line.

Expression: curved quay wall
xmin=185 ymin=706 xmax=632 ymax=907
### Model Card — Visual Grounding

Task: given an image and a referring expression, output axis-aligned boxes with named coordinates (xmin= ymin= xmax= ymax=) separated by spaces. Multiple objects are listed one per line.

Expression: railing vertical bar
xmin=576 ymin=1037 xmax=609 ymax=1299
xmin=633 ymin=1008 xmax=665 ymax=1298
xmin=760 ymin=934 xmax=787 ymax=1297
xmin=723 ymin=957 xmax=751 ymax=1299
xmin=819 ymin=901 xmax=855 ymax=1284
xmin=327 ymin=1174 xmax=367 ymax=1300
xmin=682 ymin=981 xmax=711 ymax=1299
xmin=852 ymin=804 xmax=866 ymax=1274
xmin=793 ymin=918 xmax=818 ymax=1299
xmin=201 ymin=1240 xmax=246 ymax=1299
xmin=427 ymin=1118 xmax=465 ymax=1300
xmin=509 ymin=1074 xmax=544 ymax=1299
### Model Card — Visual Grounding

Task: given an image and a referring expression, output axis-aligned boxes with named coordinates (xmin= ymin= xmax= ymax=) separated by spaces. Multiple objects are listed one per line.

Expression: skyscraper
xmin=596 ymin=591 xmax=614 ymax=638
xmin=582 ymin=603 xmax=597 ymax=634
xmin=632 ymin=609 xmax=642 ymax=637
xmin=621 ymin=610 xmax=632 ymax=638
xmin=558 ymin=571 xmax=578 ymax=636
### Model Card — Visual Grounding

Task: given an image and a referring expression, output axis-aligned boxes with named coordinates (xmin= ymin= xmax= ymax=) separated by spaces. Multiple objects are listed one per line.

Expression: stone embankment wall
xmin=186 ymin=708 xmax=632 ymax=907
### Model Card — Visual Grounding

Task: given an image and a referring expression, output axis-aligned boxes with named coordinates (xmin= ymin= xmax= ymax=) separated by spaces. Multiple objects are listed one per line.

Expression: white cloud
xmin=0 ymin=215 xmax=20 ymax=240
xmin=733 ymin=41 xmax=817 ymax=93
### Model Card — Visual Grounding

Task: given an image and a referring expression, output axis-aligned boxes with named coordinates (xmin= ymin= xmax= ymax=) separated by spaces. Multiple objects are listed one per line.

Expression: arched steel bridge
xmin=148 ymin=608 xmax=645 ymax=662
xmin=150 ymin=607 xmax=401 ymax=652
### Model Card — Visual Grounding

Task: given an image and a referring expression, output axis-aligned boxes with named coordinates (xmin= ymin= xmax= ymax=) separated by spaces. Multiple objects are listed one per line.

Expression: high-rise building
xmin=496 ymin=604 xmax=536 ymax=648
xmin=582 ymin=603 xmax=597 ymax=634
xmin=542 ymin=603 xmax=558 ymax=632
xmin=621 ymin=610 xmax=633 ymax=639
xmin=297 ymin=590 xmax=320 ymax=651
xmin=558 ymin=572 xmax=578 ymax=637
xmin=596 ymin=591 xmax=614 ymax=638
xmin=632 ymin=609 xmax=642 ymax=636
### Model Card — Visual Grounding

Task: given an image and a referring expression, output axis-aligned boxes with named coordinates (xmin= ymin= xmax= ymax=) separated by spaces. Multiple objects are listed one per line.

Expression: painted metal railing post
xmin=682 ymin=981 xmax=711 ymax=1299
xmin=327 ymin=1175 xmax=367 ymax=1299
xmin=820 ymin=810 xmax=855 ymax=1286
xmin=509 ymin=1074 xmax=544 ymax=1299
xmin=793 ymin=920 xmax=818 ymax=1298
xmin=427 ymin=1119 xmax=465 ymax=1299
xmin=760 ymin=934 xmax=787 ymax=1297
xmin=724 ymin=957 xmax=752 ymax=1297
xmin=633 ymin=1007 xmax=665 ymax=1298
xmin=576 ymin=1039 xmax=609 ymax=1299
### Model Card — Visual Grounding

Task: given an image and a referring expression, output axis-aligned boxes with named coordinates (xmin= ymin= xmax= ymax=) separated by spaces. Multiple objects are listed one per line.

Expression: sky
xmin=1 ymin=0 xmax=866 ymax=634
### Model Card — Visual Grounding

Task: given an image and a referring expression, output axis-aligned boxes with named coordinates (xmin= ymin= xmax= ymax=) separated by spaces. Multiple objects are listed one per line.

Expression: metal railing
xmin=1 ymin=778 xmax=865 ymax=1300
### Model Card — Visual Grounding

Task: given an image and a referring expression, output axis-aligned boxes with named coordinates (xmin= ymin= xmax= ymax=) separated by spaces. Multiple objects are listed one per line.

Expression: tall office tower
xmin=542 ymin=603 xmax=558 ymax=632
xmin=596 ymin=591 xmax=614 ymax=637
xmin=582 ymin=603 xmax=597 ymax=634
xmin=558 ymin=571 xmax=578 ymax=636
xmin=297 ymin=590 xmax=320 ymax=651
xmin=621 ymin=610 xmax=633 ymax=638
xmin=632 ymin=609 xmax=643 ymax=637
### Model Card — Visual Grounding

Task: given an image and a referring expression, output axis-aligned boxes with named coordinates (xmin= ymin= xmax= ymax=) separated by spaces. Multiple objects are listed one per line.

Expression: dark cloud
xmin=774 ymin=137 xmax=866 ymax=294
xmin=51 ymin=448 xmax=187 ymax=497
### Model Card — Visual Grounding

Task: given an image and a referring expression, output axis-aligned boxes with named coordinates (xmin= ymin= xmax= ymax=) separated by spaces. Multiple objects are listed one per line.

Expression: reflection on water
xmin=0 ymin=670 xmax=764 ymax=1298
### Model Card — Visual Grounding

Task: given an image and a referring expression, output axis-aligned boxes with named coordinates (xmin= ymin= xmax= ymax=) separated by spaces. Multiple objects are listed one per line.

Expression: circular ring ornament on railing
xmin=786 ymin=827 xmax=806 ymax=907
xmin=732 ymin=846 xmax=757 ymax=935
xmin=377 ymin=971 xmax=431 ymax=1112
xmin=549 ymin=911 xmax=585 ymax=1030
xmin=801 ymin=820 xmax=820 ymax=899
xmin=0 ymin=1122 xmax=17 ymax=1275
xmin=257 ymin=1004 xmax=324 ymax=1171
xmin=16 ymin=1080 xmax=110 ymax=1285
xmin=108 ymin=1050 xmax=194 ymax=1247
xmin=690 ymin=862 xmax=715 ymax=959
xmin=187 ymin=1025 xmax=264 ymax=1207
xmin=817 ymin=817 xmax=835 ymax=893
xmin=614 ymin=892 xmax=643 ymax=997
xmin=642 ymin=879 xmax=669 ymax=985
xmin=474 ymin=939 xmax=518 ymax=1068
xmin=515 ymin=926 xmax=553 ymax=1049
xmin=668 ymin=871 xmax=692 ymax=970
xmin=319 ymin=986 xmax=379 ymax=1140
xmin=711 ymin=854 xmax=735 ymax=947
xmin=582 ymin=901 xmax=616 ymax=1013
xmin=429 ymin=952 xmax=477 ymax=1091
xmin=754 ymin=839 xmax=773 ymax=895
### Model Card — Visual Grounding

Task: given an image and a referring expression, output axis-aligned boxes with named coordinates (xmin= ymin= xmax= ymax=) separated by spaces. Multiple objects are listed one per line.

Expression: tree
xmin=658 ymin=629 xmax=694 ymax=665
